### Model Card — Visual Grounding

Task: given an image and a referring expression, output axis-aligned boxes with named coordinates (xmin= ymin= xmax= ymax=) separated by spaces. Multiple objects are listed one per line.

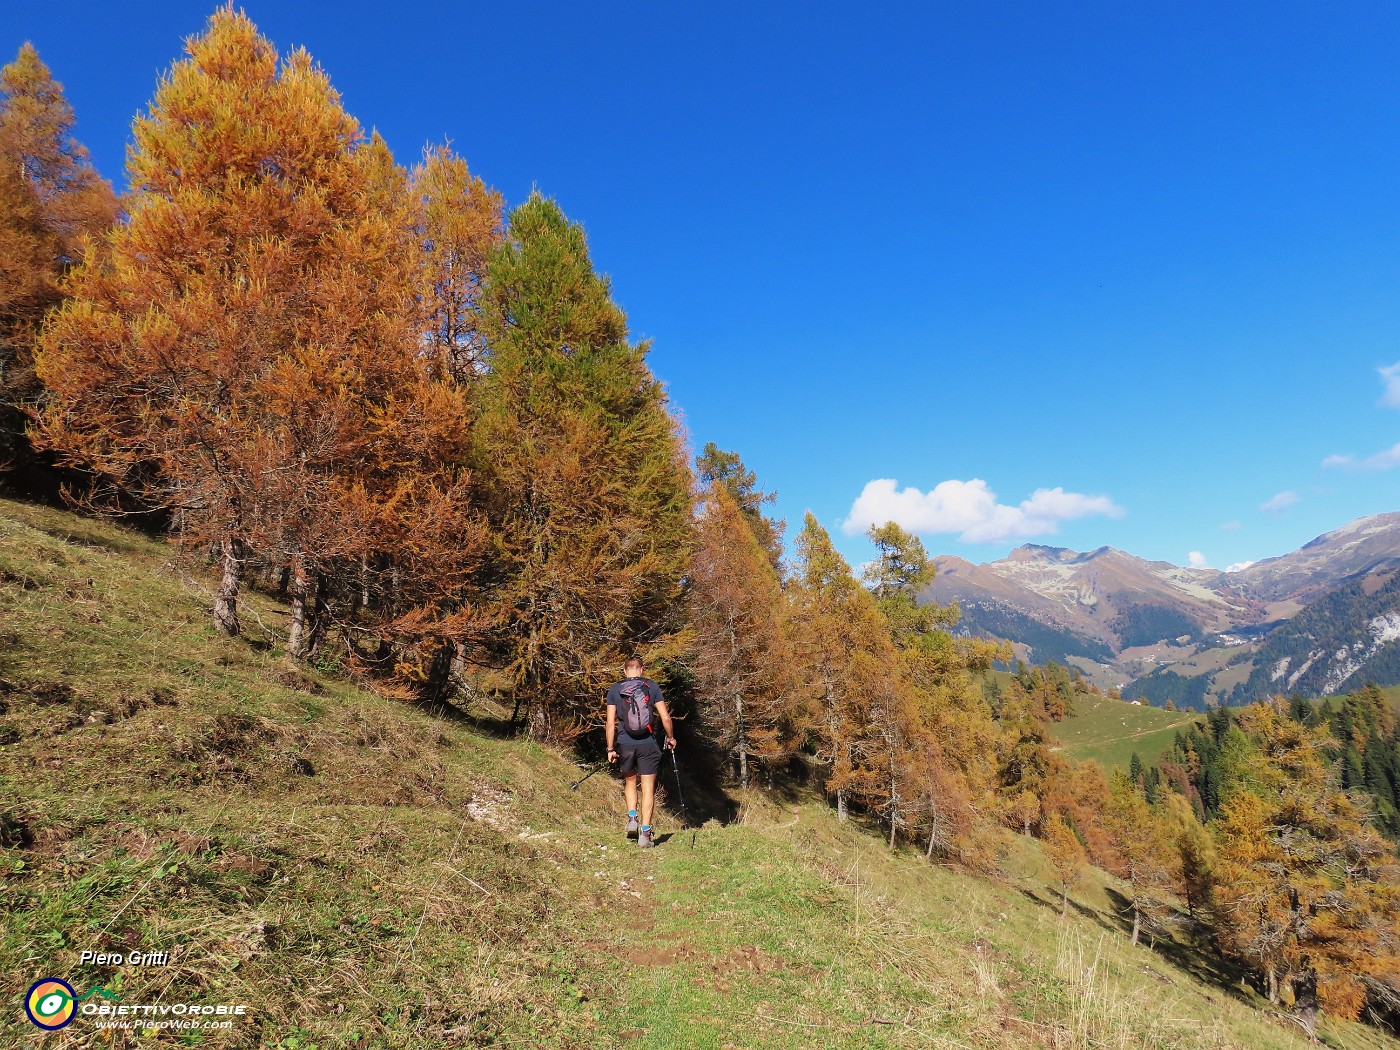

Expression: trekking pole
xmin=669 ymin=749 xmax=695 ymax=849
xmin=570 ymin=763 xmax=606 ymax=791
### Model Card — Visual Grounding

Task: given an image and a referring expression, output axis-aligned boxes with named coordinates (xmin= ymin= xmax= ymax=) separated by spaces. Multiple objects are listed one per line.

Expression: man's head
xmin=623 ymin=656 xmax=644 ymax=677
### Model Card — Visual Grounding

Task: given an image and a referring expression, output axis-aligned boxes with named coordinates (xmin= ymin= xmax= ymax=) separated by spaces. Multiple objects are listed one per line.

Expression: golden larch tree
xmin=413 ymin=144 xmax=503 ymax=382
xmin=0 ymin=43 xmax=118 ymax=481
xmin=687 ymin=481 xmax=799 ymax=787
xmin=1102 ymin=770 xmax=1174 ymax=946
xmin=1212 ymin=704 xmax=1400 ymax=1035
xmin=1043 ymin=813 xmax=1087 ymax=918
xmin=862 ymin=520 xmax=1006 ymax=859
xmin=35 ymin=10 xmax=476 ymax=661
xmin=790 ymin=512 xmax=896 ymax=825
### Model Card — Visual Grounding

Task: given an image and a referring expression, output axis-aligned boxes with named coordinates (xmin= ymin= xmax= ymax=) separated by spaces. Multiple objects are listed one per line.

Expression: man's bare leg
xmin=625 ymin=773 xmax=638 ymax=815
xmin=640 ymin=773 xmax=656 ymax=830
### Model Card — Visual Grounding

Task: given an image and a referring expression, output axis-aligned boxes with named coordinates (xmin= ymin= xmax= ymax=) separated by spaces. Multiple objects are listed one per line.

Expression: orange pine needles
xmin=0 ymin=42 xmax=118 ymax=478
xmin=34 ymin=11 xmax=482 ymax=688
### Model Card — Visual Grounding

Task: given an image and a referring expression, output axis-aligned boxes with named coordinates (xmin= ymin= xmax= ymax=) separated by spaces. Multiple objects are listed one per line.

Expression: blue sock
xmin=628 ymin=809 xmax=637 ymax=817
xmin=641 ymin=825 xmax=651 ymax=831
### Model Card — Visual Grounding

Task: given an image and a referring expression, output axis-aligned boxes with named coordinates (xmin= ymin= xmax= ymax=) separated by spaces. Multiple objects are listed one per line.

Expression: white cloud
xmin=1259 ymin=491 xmax=1299 ymax=513
xmin=841 ymin=478 xmax=1123 ymax=544
xmin=1381 ymin=361 xmax=1400 ymax=409
xmin=1224 ymin=561 xmax=1255 ymax=573
xmin=1187 ymin=551 xmax=1209 ymax=569
xmin=1321 ymin=442 xmax=1400 ymax=472
xmin=1365 ymin=443 xmax=1400 ymax=469
xmin=1020 ymin=487 xmax=1122 ymax=520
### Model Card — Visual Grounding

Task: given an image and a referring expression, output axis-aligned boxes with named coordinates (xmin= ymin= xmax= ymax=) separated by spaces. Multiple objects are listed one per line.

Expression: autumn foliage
xmin=32 ymin=11 xmax=480 ymax=685
xmin=9 ymin=10 xmax=1400 ymax=1039
xmin=686 ymin=482 xmax=797 ymax=786
xmin=1211 ymin=706 xmax=1400 ymax=1034
xmin=0 ymin=43 xmax=118 ymax=481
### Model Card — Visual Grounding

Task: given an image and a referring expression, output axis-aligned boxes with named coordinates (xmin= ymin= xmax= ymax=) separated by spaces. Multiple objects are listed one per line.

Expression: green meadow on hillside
xmin=1 ymin=497 xmax=1395 ymax=1050
xmin=1384 ymin=684 xmax=1400 ymax=712
xmin=1050 ymin=691 xmax=1201 ymax=771
xmin=1048 ymin=683 xmax=1400 ymax=774
xmin=1042 ymin=663 xmax=1400 ymax=775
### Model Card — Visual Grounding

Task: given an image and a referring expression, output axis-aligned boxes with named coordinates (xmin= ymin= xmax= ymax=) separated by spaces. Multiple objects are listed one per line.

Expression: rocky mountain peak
xmin=921 ymin=511 xmax=1400 ymax=708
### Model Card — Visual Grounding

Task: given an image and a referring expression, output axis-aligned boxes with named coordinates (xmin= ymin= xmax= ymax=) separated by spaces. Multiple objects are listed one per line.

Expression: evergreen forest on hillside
xmin=1231 ymin=574 xmax=1400 ymax=704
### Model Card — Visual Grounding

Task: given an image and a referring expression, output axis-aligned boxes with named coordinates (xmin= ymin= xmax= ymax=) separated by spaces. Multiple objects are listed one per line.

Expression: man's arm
xmin=605 ymin=701 xmax=618 ymax=762
xmin=655 ymin=698 xmax=677 ymax=750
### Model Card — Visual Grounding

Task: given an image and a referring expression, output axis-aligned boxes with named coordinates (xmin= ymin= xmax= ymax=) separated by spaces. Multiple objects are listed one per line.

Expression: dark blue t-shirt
xmin=608 ymin=677 xmax=664 ymax=740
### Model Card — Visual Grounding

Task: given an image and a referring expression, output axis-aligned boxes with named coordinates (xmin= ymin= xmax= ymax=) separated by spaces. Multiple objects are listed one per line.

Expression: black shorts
xmin=616 ymin=734 xmax=662 ymax=776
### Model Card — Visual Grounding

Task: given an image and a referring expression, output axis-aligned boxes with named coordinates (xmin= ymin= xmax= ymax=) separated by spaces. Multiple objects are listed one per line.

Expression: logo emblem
xmin=26 ymin=978 xmax=77 ymax=1030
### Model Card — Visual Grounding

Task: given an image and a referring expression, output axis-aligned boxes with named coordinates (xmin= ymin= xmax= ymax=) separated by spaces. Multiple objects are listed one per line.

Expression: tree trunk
xmin=360 ymin=553 xmax=371 ymax=609
xmin=1061 ymin=884 xmax=1069 ymax=918
xmin=1130 ymin=902 xmax=1141 ymax=947
xmin=288 ymin=557 xmax=310 ymax=659
xmin=926 ymin=797 xmax=943 ymax=859
xmin=529 ymin=702 xmax=550 ymax=741
xmin=306 ymin=572 xmax=329 ymax=655
xmin=735 ymin=692 xmax=748 ymax=788
xmin=1266 ymin=966 xmax=1279 ymax=1004
xmin=1292 ymin=971 xmax=1319 ymax=1040
xmin=213 ymin=538 xmax=243 ymax=636
xmin=888 ymin=772 xmax=898 ymax=848
xmin=420 ymin=641 xmax=454 ymax=704
xmin=526 ymin=660 xmax=549 ymax=741
xmin=837 ymin=788 xmax=847 ymax=823
xmin=525 ymin=627 xmax=542 ymax=739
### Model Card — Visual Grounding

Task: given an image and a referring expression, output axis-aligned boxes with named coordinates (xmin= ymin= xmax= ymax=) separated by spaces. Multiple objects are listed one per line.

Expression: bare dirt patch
xmin=275 ymin=668 xmax=326 ymax=695
xmin=620 ymin=944 xmax=694 ymax=966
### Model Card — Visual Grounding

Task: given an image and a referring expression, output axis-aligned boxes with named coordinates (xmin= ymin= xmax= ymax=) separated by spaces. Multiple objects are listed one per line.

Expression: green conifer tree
xmin=472 ymin=192 xmax=691 ymax=740
xmin=694 ymin=443 xmax=783 ymax=568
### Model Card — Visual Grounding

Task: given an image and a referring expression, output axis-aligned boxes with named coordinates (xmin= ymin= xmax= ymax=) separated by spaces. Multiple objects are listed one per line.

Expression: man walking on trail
xmin=606 ymin=656 xmax=676 ymax=849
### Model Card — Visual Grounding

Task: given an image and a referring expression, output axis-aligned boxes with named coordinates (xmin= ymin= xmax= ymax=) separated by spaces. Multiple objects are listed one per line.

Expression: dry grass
xmin=1035 ymin=927 xmax=1237 ymax=1050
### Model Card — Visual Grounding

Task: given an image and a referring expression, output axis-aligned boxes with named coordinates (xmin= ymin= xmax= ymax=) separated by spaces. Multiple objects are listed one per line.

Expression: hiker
xmin=605 ymin=656 xmax=676 ymax=849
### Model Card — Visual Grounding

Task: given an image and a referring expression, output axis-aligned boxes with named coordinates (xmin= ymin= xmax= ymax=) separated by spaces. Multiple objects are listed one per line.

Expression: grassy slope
xmin=1051 ymin=691 xmax=1201 ymax=771
xmin=1385 ymin=684 xmax=1400 ymax=712
xmin=1052 ymin=682 xmax=1400 ymax=774
xmin=1 ymin=497 xmax=1394 ymax=1050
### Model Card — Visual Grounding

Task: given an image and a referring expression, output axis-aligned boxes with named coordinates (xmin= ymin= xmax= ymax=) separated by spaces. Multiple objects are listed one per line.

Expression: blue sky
xmin=11 ymin=2 xmax=1400 ymax=571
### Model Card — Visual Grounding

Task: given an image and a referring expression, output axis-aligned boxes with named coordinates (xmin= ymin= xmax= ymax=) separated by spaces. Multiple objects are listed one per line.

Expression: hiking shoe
xmin=625 ymin=814 xmax=639 ymax=838
xmin=638 ymin=827 xmax=655 ymax=849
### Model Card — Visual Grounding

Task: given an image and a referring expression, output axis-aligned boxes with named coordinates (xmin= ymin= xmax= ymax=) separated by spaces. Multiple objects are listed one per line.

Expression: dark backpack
xmin=620 ymin=680 xmax=655 ymax=739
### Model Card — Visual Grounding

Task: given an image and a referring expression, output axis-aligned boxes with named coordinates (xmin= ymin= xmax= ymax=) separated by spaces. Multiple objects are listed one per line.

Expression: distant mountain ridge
xmin=1231 ymin=569 xmax=1400 ymax=702
xmin=1223 ymin=513 xmax=1400 ymax=603
xmin=922 ymin=512 xmax=1400 ymax=708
